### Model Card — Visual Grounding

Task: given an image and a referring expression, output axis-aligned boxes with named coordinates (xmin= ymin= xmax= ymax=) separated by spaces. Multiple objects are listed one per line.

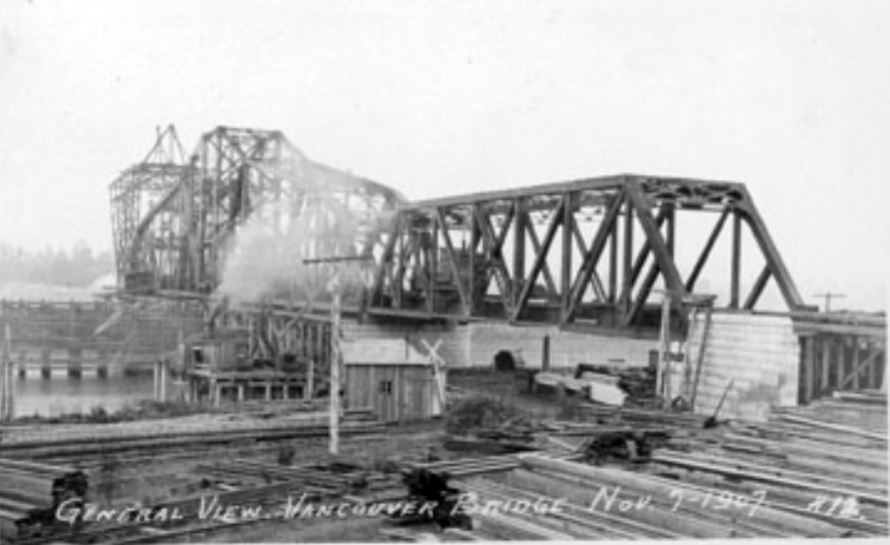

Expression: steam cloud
xmin=214 ymin=197 xmax=373 ymax=305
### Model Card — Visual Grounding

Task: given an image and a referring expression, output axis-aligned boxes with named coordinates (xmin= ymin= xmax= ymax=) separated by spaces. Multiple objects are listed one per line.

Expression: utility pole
xmin=303 ymin=255 xmax=371 ymax=456
xmin=813 ymin=292 xmax=846 ymax=313
xmin=1 ymin=324 xmax=13 ymax=422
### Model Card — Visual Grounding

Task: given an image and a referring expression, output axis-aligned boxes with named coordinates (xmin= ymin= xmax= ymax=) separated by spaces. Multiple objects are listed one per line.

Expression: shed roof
xmin=342 ymin=339 xmax=431 ymax=366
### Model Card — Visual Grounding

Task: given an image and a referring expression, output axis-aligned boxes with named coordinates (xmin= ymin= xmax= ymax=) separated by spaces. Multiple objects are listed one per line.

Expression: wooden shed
xmin=342 ymin=339 xmax=444 ymax=423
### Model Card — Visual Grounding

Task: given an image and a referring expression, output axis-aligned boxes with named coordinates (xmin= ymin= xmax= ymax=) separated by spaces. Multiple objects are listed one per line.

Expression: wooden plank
xmin=776 ymin=413 xmax=887 ymax=442
xmin=463 ymin=477 xmax=638 ymax=539
xmin=669 ymin=450 xmax=886 ymax=495
xmin=459 ymin=479 xmax=608 ymax=539
xmin=517 ymin=456 xmax=832 ymax=537
xmin=648 ymin=462 xmax=887 ymax=535
xmin=502 ymin=468 xmax=678 ymax=538
xmin=651 ymin=451 xmax=888 ymax=506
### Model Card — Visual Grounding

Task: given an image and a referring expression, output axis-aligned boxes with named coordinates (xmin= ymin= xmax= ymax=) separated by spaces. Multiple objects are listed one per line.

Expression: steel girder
xmin=366 ymin=174 xmax=806 ymax=331
xmin=110 ymin=125 xmax=402 ymax=296
xmin=109 ymin=126 xmax=192 ymax=288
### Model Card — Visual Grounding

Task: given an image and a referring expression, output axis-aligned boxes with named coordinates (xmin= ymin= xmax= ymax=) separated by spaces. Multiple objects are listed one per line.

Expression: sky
xmin=0 ymin=0 xmax=888 ymax=310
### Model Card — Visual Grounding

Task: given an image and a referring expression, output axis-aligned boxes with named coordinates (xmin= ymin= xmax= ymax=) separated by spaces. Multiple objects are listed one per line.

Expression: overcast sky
xmin=1 ymin=0 xmax=888 ymax=310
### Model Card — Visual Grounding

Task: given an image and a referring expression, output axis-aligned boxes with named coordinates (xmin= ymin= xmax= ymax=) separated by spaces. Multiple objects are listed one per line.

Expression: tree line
xmin=0 ymin=241 xmax=113 ymax=287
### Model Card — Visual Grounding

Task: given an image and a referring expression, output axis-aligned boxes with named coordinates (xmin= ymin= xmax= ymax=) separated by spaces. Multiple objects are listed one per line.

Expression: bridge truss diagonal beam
xmin=366 ymin=174 xmax=807 ymax=333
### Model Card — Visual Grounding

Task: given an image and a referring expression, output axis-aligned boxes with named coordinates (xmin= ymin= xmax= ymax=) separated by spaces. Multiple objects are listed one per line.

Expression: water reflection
xmin=13 ymin=375 xmax=155 ymax=417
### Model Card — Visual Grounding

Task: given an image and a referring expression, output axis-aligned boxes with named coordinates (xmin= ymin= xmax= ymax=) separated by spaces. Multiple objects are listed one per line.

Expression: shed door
xmin=376 ymin=366 xmax=398 ymax=422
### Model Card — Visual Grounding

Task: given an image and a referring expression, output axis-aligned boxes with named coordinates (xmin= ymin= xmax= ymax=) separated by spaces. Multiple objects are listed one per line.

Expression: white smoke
xmin=214 ymin=197 xmax=374 ymax=305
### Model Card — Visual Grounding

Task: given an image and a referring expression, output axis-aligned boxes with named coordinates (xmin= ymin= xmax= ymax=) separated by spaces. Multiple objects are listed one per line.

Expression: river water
xmin=11 ymin=375 xmax=155 ymax=418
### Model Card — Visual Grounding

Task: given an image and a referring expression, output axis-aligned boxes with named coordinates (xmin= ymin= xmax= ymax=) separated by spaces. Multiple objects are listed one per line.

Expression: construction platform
xmin=184 ymin=368 xmax=309 ymax=407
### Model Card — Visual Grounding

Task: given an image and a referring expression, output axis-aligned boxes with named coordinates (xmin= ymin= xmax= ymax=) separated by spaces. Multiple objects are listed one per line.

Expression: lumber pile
xmin=647 ymin=392 xmax=888 ymax=536
xmin=437 ymin=453 xmax=872 ymax=539
xmin=0 ymin=408 xmax=374 ymax=445
xmin=444 ymin=397 xmax=710 ymax=459
xmin=405 ymin=454 xmax=523 ymax=477
xmin=0 ymin=413 xmax=386 ymax=461
xmin=569 ymin=402 xmax=710 ymax=427
xmin=389 ymin=392 xmax=888 ymax=540
xmin=194 ymin=459 xmax=404 ymax=499
xmin=0 ymin=458 xmax=88 ymax=539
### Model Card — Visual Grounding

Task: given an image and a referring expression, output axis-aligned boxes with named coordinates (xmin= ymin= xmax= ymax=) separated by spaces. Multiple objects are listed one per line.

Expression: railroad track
xmin=0 ymin=421 xmax=386 ymax=462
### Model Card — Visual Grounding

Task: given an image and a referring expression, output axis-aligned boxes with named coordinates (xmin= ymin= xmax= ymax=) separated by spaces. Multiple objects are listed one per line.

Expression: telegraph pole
xmin=1 ymin=324 xmax=13 ymax=422
xmin=813 ymin=292 xmax=846 ymax=313
xmin=303 ymin=255 xmax=370 ymax=456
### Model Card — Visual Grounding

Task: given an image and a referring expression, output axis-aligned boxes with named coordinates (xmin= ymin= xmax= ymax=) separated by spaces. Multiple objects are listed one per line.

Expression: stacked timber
xmin=571 ymin=402 xmax=711 ymax=428
xmin=647 ymin=393 xmax=888 ymax=536
xmin=452 ymin=454 xmax=863 ymax=539
xmin=193 ymin=459 xmax=401 ymax=495
xmin=0 ymin=458 xmax=88 ymax=539
xmin=0 ymin=412 xmax=386 ymax=462
xmin=405 ymin=454 xmax=523 ymax=477
xmin=0 ymin=408 xmax=364 ymax=445
xmin=769 ymin=392 xmax=887 ymax=434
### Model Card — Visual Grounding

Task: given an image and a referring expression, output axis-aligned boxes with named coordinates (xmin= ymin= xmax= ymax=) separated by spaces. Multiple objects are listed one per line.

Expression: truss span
xmin=365 ymin=174 xmax=808 ymax=330
xmin=110 ymin=125 xmax=403 ymax=296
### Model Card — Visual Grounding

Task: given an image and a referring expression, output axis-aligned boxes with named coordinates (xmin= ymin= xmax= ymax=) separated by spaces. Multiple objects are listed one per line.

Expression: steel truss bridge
xmin=368 ymin=175 xmax=809 ymax=331
xmin=110 ymin=125 xmax=402 ymax=295
xmin=109 ymin=125 xmax=809 ymax=366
